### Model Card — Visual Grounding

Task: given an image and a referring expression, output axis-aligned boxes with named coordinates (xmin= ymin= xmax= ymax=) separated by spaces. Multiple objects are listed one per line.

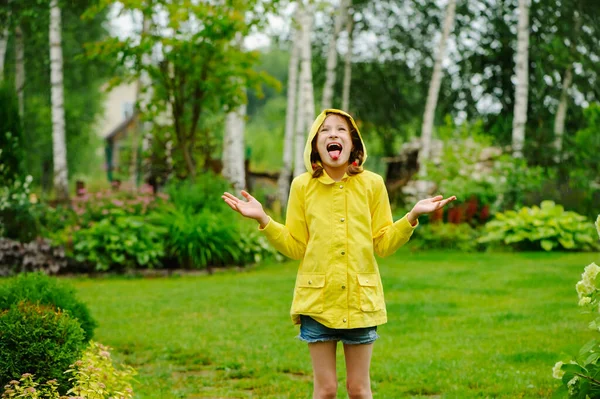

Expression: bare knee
xmin=346 ymin=379 xmax=371 ymax=399
xmin=314 ymin=380 xmax=338 ymax=399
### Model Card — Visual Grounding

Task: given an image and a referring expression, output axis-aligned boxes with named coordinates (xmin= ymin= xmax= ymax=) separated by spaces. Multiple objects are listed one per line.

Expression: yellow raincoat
xmin=260 ymin=109 xmax=417 ymax=329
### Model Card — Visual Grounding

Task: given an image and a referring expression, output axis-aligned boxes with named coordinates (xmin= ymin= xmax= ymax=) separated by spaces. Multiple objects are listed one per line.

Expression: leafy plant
xmin=0 ymin=302 xmax=86 ymax=391
xmin=478 ymin=201 xmax=598 ymax=251
xmin=0 ymin=238 xmax=67 ymax=277
xmin=0 ymin=272 xmax=96 ymax=340
xmin=1 ymin=373 xmax=60 ymax=399
xmin=71 ymin=216 xmax=167 ymax=272
xmin=409 ymin=223 xmax=482 ymax=252
xmin=65 ymin=341 xmax=136 ymax=399
xmin=163 ymin=173 xmax=231 ymax=214
xmin=552 ymin=216 xmax=600 ymax=398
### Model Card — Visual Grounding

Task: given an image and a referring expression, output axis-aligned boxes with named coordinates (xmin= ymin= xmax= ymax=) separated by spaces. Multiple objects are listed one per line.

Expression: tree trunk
xmin=418 ymin=0 xmax=456 ymax=177
xmin=130 ymin=15 xmax=152 ymax=188
xmin=553 ymin=8 xmax=581 ymax=163
xmin=0 ymin=10 xmax=9 ymax=81
xmin=15 ymin=24 xmax=24 ymax=117
xmin=321 ymin=0 xmax=349 ymax=109
xmin=511 ymin=0 xmax=530 ymax=159
xmin=222 ymin=103 xmax=247 ymax=192
xmin=49 ymin=0 xmax=69 ymax=201
xmin=294 ymin=5 xmax=314 ymax=178
xmin=341 ymin=8 xmax=353 ymax=112
xmin=278 ymin=15 xmax=300 ymax=207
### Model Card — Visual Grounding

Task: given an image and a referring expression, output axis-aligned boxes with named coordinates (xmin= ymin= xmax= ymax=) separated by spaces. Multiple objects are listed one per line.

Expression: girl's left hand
xmin=408 ymin=195 xmax=457 ymax=223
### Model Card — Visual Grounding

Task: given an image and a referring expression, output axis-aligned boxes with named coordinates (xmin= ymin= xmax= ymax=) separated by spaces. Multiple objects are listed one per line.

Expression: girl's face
xmin=316 ymin=114 xmax=354 ymax=171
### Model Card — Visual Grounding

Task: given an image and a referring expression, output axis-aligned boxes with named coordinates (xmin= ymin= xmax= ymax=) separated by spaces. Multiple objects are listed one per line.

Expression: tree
xmin=49 ymin=0 xmax=68 ymax=201
xmin=511 ymin=0 xmax=530 ymax=159
xmin=85 ymin=0 xmax=277 ymax=180
xmin=341 ymin=7 xmax=353 ymax=112
xmin=278 ymin=11 xmax=300 ymax=207
xmin=14 ymin=24 xmax=23 ymax=116
xmin=321 ymin=0 xmax=349 ymax=109
xmin=0 ymin=7 xmax=9 ymax=80
xmin=418 ymin=0 xmax=456 ymax=176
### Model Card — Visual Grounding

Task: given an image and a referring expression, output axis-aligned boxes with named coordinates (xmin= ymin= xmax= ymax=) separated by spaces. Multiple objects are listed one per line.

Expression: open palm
xmin=412 ymin=195 xmax=457 ymax=216
xmin=222 ymin=190 xmax=267 ymax=221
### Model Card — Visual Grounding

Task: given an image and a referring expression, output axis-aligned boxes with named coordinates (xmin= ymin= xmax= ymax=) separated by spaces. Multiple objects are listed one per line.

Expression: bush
xmin=0 ymin=84 xmax=24 ymax=186
xmin=164 ymin=173 xmax=231 ymax=214
xmin=71 ymin=216 xmax=167 ymax=272
xmin=0 ymin=273 xmax=96 ymax=340
xmin=0 ymin=302 xmax=86 ymax=391
xmin=409 ymin=223 xmax=482 ymax=252
xmin=0 ymin=238 xmax=67 ymax=277
xmin=478 ymin=201 xmax=599 ymax=251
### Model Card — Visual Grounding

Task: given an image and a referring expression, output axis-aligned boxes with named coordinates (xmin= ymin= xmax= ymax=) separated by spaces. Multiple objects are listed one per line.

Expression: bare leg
xmin=343 ymin=343 xmax=374 ymax=399
xmin=308 ymin=341 xmax=338 ymax=399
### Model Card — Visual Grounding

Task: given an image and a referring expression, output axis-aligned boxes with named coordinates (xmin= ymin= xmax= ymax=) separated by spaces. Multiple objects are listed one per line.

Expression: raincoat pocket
xmin=293 ymin=273 xmax=326 ymax=314
xmin=357 ymin=273 xmax=383 ymax=312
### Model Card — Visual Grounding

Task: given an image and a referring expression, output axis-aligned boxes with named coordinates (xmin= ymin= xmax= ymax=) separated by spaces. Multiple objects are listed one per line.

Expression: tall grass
xmin=67 ymin=249 xmax=597 ymax=398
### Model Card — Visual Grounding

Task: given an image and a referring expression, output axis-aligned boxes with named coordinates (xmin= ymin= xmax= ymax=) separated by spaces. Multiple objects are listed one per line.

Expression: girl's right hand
xmin=222 ymin=190 xmax=270 ymax=228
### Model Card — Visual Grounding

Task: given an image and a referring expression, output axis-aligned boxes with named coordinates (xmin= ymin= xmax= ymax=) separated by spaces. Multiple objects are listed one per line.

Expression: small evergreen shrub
xmin=478 ymin=201 xmax=599 ymax=251
xmin=0 ymin=273 xmax=96 ymax=340
xmin=0 ymin=302 xmax=86 ymax=391
xmin=0 ymin=238 xmax=67 ymax=277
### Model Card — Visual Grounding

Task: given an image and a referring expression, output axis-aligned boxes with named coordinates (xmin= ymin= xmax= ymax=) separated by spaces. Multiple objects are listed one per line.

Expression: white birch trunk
xmin=222 ymin=103 xmax=247 ymax=192
xmin=553 ymin=10 xmax=580 ymax=163
xmin=511 ymin=0 xmax=530 ymax=159
xmin=321 ymin=0 xmax=349 ymax=109
xmin=341 ymin=9 xmax=353 ymax=112
xmin=15 ymin=24 xmax=24 ymax=116
xmin=0 ymin=10 xmax=10 ymax=80
xmin=418 ymin=0 xmax=456 ymax=178
xmin=130 ymin=15 xmax=152 ymax=187
xmin=294 ymin=5 xmax=315 ymax=178
xmin=277 ymin=16 xmax=300 ymax=207
xmin=50 ymin=0 xmax=69 ymax=201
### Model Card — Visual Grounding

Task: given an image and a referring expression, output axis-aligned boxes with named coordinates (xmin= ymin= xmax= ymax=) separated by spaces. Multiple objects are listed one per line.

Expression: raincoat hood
xmin=303 ymin=109 xmax=368 ymax=174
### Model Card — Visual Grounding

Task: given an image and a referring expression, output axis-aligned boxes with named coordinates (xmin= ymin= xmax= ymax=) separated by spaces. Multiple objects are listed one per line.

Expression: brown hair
xmin=310 ymin=113 xmax=365 ymax=178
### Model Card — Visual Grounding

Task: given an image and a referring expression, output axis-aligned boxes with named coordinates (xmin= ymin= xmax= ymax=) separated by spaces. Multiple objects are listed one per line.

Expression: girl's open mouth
xmin=327 ymin=143 xmax=343 ymax=160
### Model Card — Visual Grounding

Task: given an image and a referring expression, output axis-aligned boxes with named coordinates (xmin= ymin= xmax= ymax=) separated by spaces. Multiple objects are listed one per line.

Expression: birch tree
xmin=15 ymin=24 xmax=24 ymax=116
xmin=222 ymin=103 xmax=247 ymax=192
xmin=553 ymin=7 xmax=581 ymax=163
xmin=50 ymin=0 xmax=69 ymax=200
xmin=321 ymin=0 xmax=349 ymax=109
xmin=0 ymin=10 xmax=9 ymax=80
xmin=277 ymin=13 xmax=300 ymax=207
xmin=341 ymin=7 xmax=353 ymax=111
xmin=418 ymin=0 xmax=456 ymax=177
xmin=511 ymin=0 xmax=530 ymax=159
xmin=294 ymin=4 xmax=315 ymax=178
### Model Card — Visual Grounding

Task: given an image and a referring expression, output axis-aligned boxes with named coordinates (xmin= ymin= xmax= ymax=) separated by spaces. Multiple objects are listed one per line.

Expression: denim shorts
xmin=298 ymin=315 xmax=379 ymax=345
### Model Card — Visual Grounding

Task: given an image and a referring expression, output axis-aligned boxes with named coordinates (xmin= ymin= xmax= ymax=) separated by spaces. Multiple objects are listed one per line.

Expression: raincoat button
xmin=341 ymin=251 xmax=345 ymax=255
xmin=340 ymin=218 xmax=345 ymax=222
xmin=339 ymin=185 xmax=343 ymax=189
xmin=343 ymin=318 xmax=347 ymax=323
xmin=342 ymin=285 xmax=346 ymax=289
xmin=308 ymin=280 xmax=312 ymax=285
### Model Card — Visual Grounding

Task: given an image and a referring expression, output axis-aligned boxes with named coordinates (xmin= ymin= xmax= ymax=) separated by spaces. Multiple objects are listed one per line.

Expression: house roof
xmin=105 ymin=111 xmax=138 ymax=141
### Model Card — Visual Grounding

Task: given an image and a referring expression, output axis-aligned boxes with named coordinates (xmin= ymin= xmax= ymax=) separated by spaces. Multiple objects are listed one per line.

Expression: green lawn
xmin=69 ymin=249 xmax=598 ymax=399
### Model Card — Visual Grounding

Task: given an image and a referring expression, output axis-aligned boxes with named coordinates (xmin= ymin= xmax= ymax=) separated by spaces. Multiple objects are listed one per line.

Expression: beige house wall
xmin=97 ymin=82 xmax=137 ymax=138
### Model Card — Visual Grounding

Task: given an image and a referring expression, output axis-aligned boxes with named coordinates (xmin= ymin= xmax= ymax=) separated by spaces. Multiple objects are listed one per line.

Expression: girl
xmin=222 ymin=109 xmax=456 ymax=399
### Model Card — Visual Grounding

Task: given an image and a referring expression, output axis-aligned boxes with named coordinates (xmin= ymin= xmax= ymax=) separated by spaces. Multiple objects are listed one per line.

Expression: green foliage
xmin=71 ymin=216 xmax=167 ymax=272
xmin=164 ymin=174 xmax=231 ymax=214
xmin=0 ymin=174 xmax=40 ymax=242
xmin=245 ymin=96 xmax=286 ymax=172
xmin=409 ymin=223 xmax=481 ymax=252
xmin=0 ymin=272 xmax=96 ymax=341
xmin=0 ymin=302 xmax=86 ymax=391
xmin=1 ymin=373 xmax=61 ymax=399
xmin=0 ymin=85 xmax=24 ymax=185
xmin=478 ymin=201 xmax=599 ymax=252
xmin=65 ymin=341 xmax=136 ymax=399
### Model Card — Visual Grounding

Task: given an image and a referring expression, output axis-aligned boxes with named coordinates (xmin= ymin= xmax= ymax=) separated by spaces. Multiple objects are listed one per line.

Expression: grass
xmin=66 ymin=249 xmax=598 ymax=398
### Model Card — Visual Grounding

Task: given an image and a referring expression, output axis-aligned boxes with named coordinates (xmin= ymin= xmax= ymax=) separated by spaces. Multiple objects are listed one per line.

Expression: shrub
xmin=71 ymin=216 xmax=167 ymax=272
xmin=164 ymin=173 xmax=231 ymax=214
xmin=0 ymin=373 xmax=60 ymax=399
xmin=478 ymin=201 xmax=599 ymax=251
xmin=0 ymin=302 xmax=86 ymax=391
xmin=0 ymin=273 xmax=96 ymax=340
xmin=0 ymin=174 xmax=40 ymax=242
xmin=0 ymin=84 xmax=24 ymax=186
xmin=0 ymin=238 xmax=67 ymax=277
xmin=409 ymin=223 xmax=481 ymax=252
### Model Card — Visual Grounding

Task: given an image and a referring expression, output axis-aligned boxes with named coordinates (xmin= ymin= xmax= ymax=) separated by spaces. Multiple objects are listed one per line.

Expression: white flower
xmin=579 ymin=297 xmax=592 ymax=306
xmin=567 ymin=376 xmax=579 ymax=396
xmin=576 ymin=263 xmax=600 ymax=299
xmin=553 ymin=361 xmax=565 ymax=379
